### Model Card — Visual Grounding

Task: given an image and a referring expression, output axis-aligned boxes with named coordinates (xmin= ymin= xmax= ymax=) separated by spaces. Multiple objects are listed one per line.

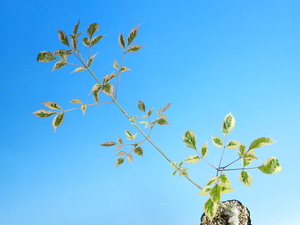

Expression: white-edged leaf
xmin=118 ymin=33 xmax=125 ymax=49
xmin=211 ymin=135 xmax=223 ymax=147
xmin=126 ymin=44 xmax=144 ymax=53
xmin=81 ymin=104 xmax=87 ymax=116
xmin=52 ymin=61 xmax=67 ymax=71
xmin=71 ymin=66 xmax=86 ymax=73
xmin=219 ymin=174 xmax=231 ymax=185
xmin=52 ymin=113 xmax=64 ymax=132
xmin=258 ymin=157 xmax=282 ymax=174
xmin=222 ymin=113 xmax=236 ymax=136
xmin=203 ymin=198 xmax=218 ymax=220
xmin=102 ymin=83 xmax=114 ymax=96
xmin=162 ymin=103 xmax=172 ymax=112
xmin=87 ymin=53 xmax=98 ymax=66
xmin=87 ymin=23 xmax=99 ymax=37
xmin=58 ymin=30 xmax=69 ymax=46
xmin=206 ymin=176 xmax=218 ymax=186
xmin=42 ymin=101 xmax=62 ymax=110
xmin=113 ymin=59 xmax=119 ymax=70
xmin=127 ymin=154 xmax=133 ymax=164
xmin=116 ymin=151 xmax=126 ymax=156
xmin=200 ymin=142 xmax=208 ymax=157
xmin=226 ymin=140 xmax=241 ymax=149
xmin=239 ymin=171 xmax=253 ymax=186
xmin=219 ymin=183 xmax=235 ymax=194
xmin=249 ymin=137 xmax=276 ymax=151
xmin=120 ymin=66 xmax=131 ymax=72
xmin=127 ymin=25 xmax=139 ymax=45
xmin=32 ymin=109 xmax=57 ymax=118
xmin=37 ymin=51 xmax=56 ymax=63
xmin=102 ymin=72 xmax=118 ymax=83
xmin=91 ymin=35 xmax=105 ymax=46
xmin=115 ymin=158 xmax=125 ymax=167
xmin=100 ymin=141 xmax=117 ymax=147
xmin=199 ymin=186 xmax=212 ymax=195
xmin=134 ymin=147 xmax=143 ymax=156
xmin=183 ymin=130 xmax=197 ymax=150
xmin=82 ymin=37 xmax=91 ymax=46
xmin=184 ymin=155 xmax=201 ymax=163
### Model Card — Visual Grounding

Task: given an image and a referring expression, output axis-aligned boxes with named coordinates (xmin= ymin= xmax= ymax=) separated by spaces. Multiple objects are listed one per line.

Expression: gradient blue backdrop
xmin=1 ymin=0 xmax=299 ymax=224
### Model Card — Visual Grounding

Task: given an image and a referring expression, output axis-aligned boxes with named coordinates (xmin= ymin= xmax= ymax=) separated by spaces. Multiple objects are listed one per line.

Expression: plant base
xmin=200 ymin=199 xmax=251 ymax=225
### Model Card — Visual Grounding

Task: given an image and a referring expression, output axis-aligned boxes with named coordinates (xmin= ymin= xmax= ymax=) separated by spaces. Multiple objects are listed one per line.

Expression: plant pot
xmin=200 ymin=199 xmax=251 ymax=225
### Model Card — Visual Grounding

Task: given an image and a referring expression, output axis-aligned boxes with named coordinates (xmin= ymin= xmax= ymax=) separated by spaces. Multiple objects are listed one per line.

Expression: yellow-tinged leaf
xmin=206 ymin=176 xmax=218 ymax=186
xmin=203 ymin=198 xmax=218 ymax=220
xmin=219 ymin=183 xmax=235 ymax=193
xmin=226 ymin=140 xmax=241 ymax=149
xmin=81 ymin=104 xmax=87 ymax=116
xmin=199 ymin=186 xmax=212 ymax=195
xmin=70 ymin=99 xmax=83 ymax=104
xmin=211 ymin=135 xmax=223 ymax=147
xmin=116 ymin=151 xmax=126 ymax=156
xmin=127 ymin=154 xmax=133 ymax=163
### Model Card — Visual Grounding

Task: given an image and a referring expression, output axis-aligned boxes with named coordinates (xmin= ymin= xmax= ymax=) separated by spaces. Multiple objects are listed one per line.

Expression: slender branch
xmin=223 ymin=167 xmax=258 ymax=171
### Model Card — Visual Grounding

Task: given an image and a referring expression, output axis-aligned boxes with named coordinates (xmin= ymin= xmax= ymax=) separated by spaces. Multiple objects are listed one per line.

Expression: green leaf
xmin=184 ymin=155 xmax=201 ymax=163
xmin=113 ymin=59 xmax=119 ymax=70
xmin=87 ymin=53 xmax=98 ymax=66
xmin=100 ymin=141 xmax=117 ymax=147
xmin=200 ymin=142 xmax=208 ymax=157
xmin=126 ymin=44 xmax=144 ymax=53
xmin=37 ymin=51 xmax=56 ymax=63
xmin=115 ymin=157 xmax=125 ymax=167
xmin=91 ymin=35 xmax=105 ymax=46
xmin=80 ymin=104 xmax=87 ymax=116
xmin=249 ymin=137 xmax=276 ymax=151
xmin=206 ymin=176 xmax=218 ymax=186
xmin=147 ymin=109 xmax=153 ymax=117
xmin=73 ymin=20 xmax=80 ymax=35
xmin=71 ymin=66 xmax=86 ymax=73
xmin=138 ymin=100 xmax=146 ymax=112
xmin=82 ymin=37 xmax=91 ymax=47
xmin=199 ymin=186 xmax=213 ymax=195
xmin=52 ymin=113 xmax=64 ymax=132
xmin=87 ymin=23 xmax=99 ymax=37
xmin=226 ymin=140 xmax=241 ymax=149
xmin=42 ymin=101 xmax=62 ymax=110
xmin=239 ymin=171 xmax=253 ymax=186
xmin=102 ymin=83 xmax=114 ymax=96
xmin=203 ymin=198 xmax=218 ymax=220
xmin=70 ymin=99 xmax=83 ymax=104
xmin=258 ymin=157 xmax=282 ymax=174
xmin=162 ymin=103 xmax=172 ymax=112
xmin=102 ymin=72 xmax=119 ymax=83
xmin=127 ymin=25 xmax=139 ymax=45
xmin=222 ymin=113 xmax=236 ymax=136
xmin=210 ymin=184 xmax=221 ymax=203
xmin=211 ymin=135 xmax=223 ymax=147
xmin=118 ymin=33 xmax=125 ymax=49
xmin=52 ymin=61 xmax=67 ymax=72
xmin=183 ymin=130 xmax=197 ymax=150
xmin=156 ymin=115 xmax=169 ymax=125
xmin=58 ymin=30 xmax=69 ymax=46
xmin=32 ymin=109 xmax=57 ymax=118
xmin=134 ymin=147 xmax=144 ymax=156
xmin=219 ymin=174 xmax=231 ymax=185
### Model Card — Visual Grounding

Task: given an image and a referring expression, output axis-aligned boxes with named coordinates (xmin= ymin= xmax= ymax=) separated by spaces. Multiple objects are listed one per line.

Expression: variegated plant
xmin=33 ymin=21 xmax=281 ymax=221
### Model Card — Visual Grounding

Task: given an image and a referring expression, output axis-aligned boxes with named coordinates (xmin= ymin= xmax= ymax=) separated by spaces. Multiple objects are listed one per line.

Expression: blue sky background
xmin=1 ymin=0 xmax=300 ymax=224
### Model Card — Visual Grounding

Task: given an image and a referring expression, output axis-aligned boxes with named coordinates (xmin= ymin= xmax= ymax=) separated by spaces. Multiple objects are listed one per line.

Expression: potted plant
xmin=33 ymin=21 xmax=281 ymax=225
